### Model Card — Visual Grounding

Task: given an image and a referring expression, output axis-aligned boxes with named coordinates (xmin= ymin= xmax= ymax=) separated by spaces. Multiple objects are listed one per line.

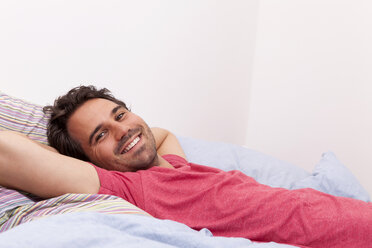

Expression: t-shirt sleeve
xmin=92 ymin=164 xmax=145 ymax=207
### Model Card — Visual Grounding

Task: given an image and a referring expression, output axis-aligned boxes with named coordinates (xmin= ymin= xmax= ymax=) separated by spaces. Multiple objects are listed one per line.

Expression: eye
xmin=115 ymin=112 xmax=125 ymax=121
xmin=95 ymin=130 xmax=107 ymax=142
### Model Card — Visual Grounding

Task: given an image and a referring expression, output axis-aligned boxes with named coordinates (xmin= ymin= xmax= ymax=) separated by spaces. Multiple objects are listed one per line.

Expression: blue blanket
xmin=0 ymin=212 xmax=299 ymax=248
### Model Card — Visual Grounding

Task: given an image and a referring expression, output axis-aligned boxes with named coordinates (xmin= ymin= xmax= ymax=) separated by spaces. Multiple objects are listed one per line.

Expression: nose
xmin=112 ymin=122 xmax=129 ymax=141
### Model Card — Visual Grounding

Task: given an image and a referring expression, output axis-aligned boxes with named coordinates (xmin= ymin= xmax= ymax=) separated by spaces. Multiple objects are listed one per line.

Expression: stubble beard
xmin=119 ymin=124 xmax=159 ymax=172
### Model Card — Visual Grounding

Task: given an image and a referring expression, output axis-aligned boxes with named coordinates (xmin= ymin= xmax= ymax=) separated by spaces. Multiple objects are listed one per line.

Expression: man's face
xmin=67 ymin=98 xmax=158 ymax=172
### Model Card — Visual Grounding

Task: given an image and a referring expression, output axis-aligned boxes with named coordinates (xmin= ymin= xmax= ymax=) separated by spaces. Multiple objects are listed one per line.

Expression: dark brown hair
xmin=43 ymin=85 xmax=129 ymax=161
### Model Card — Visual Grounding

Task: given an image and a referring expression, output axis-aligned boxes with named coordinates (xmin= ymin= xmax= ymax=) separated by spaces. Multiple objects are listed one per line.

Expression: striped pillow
xmin=0 ymin=92 xmax=49 ymax=144
xmin=0 ymin=193 xmax=150 ymax=232
xmin=0 ymin=92 xmax=50 ymax=224
xmin=0 ymin=188 xmax=36 ymax=228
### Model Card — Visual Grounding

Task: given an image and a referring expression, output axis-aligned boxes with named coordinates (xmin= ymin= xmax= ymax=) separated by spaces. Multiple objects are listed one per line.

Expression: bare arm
xmin=0 ymin=131 xmax=99 ymax=198
xmin=151 ymin=128 xmax=187 ymax=160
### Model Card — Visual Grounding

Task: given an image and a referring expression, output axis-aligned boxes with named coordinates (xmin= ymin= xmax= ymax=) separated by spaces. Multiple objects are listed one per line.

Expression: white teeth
xmin=123 ymin=136 xmax=140 ymax=153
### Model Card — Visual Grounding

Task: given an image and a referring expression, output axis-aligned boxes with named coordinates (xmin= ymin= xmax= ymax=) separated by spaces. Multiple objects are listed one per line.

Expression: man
xmin=0 ymin=85 xmax=371 ymax=248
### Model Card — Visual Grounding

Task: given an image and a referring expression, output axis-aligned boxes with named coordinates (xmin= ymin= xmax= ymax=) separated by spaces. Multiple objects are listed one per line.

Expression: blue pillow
xmin=178 ymin=137 xmax=370 ymax=202
xmin=178 ymin=136 xmax=310 ymax=188
xmin=291 ymin=152 xmax=370 ymax=202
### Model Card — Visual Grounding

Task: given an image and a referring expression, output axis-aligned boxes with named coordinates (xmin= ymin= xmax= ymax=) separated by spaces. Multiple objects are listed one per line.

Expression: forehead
xmin=67 ymin=98 xmax=119 ymax=143
xmin=75 ymin=98 xmax=118 ymax=121
xmin=84 ymin=98 xmax=116 ymax=109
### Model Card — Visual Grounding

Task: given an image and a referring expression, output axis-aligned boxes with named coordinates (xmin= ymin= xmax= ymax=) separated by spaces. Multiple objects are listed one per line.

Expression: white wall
xmin=247 ymin=0 xmax=372 ymax=194
xmin=0 ymin=0 xmax=258 ymax=145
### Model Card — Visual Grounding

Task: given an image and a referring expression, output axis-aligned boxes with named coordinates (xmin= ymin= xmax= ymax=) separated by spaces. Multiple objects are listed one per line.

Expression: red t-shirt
xmin=93 ymin=154 xmax=372 ymax=248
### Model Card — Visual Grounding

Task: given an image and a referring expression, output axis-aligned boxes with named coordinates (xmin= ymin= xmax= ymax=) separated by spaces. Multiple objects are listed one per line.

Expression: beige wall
xmin=246 ymin=0 xmax=372 ymax=194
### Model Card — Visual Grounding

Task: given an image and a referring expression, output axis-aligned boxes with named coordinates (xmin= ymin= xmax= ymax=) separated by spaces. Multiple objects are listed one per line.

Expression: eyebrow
xmin=111 ymin=105 xmax=122 ymax=115
xmin=88 ymin=105 xmax=124 ymax=146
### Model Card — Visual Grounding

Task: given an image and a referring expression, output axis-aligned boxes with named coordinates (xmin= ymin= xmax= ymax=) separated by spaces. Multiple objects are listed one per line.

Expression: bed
xmin=0 ymin=91 xmax=370 ymax=248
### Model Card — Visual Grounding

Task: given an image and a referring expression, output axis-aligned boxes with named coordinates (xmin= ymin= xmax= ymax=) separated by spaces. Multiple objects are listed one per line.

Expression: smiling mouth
xmin=121 ymin=135 xmax=141 ymax=154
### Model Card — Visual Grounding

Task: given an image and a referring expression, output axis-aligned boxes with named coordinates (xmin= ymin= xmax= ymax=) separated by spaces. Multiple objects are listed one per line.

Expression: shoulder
xmin=151 ymin=128 xmax=187 ymax=160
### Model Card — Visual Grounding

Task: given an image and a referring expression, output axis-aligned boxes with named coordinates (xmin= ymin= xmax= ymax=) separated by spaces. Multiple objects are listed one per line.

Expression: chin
xmin=132 ymin=153 xmax=159 ymax=171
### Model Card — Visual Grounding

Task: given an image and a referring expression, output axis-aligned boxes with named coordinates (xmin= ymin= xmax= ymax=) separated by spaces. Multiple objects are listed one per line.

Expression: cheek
xmin=130 ymin=114 xmax=146 ymax=125
xmin=90 ymin=143 xmax=114 ymax=163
